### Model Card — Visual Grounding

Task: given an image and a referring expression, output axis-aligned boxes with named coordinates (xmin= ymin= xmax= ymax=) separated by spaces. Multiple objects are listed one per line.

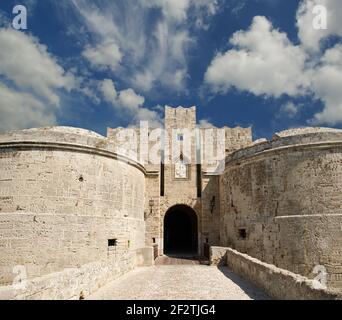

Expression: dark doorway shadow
xmin=164 ymin=205 xmax=198 ymax=255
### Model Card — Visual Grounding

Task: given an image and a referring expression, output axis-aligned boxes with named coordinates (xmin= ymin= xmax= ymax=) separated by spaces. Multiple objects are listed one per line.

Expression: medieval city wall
xmin=0 ymin=127 xmax=147 ymax=299
xmin=219 ymin=129 xmax=342 ymax=289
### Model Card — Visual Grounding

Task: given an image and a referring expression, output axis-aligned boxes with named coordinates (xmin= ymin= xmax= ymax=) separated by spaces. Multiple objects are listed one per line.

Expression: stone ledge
xmin=0 ymin=260 xmax=129 ymax=300
xmin=217 ymin=247 xmax=342 ymax=300
xmin=273 ymin=127 xmax=342 ymax=139
xmin=209 ymin=246 xmax=230 ymax=266
xmin=226 ymin=132 xmax=342 ymax=166
xmin=0 ymin=141 xmax=147 ymax=175
xmin=0 ymin=247 xmax=149 ymax=300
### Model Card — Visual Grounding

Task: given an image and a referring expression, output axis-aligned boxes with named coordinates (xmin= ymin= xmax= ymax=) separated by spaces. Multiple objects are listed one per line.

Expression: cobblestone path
xmin=88 ymin=264 xmax=269 ymax=300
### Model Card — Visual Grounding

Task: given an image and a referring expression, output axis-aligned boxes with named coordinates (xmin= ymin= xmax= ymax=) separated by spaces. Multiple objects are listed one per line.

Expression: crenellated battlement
xmin=165 ymin=106 xmax=196 ymax=130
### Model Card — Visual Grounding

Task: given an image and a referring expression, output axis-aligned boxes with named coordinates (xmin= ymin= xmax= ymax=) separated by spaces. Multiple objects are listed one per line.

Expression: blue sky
xmin=0 ymin=0 xmax=341 ymax=139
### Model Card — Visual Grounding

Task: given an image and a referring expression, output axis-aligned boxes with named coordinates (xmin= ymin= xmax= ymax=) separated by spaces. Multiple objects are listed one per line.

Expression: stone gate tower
xmin=111 ymin=106 xmax=253 ymax=257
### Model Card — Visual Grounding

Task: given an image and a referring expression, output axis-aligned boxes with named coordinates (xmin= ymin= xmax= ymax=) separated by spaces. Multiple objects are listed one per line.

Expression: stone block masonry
xmin=0 ymin=127 xmax=148 ymax=299
xmin=224 ymin=247 xmax=341 ymax=300
xmin=219 ymin=129 xmax=342 ymax=290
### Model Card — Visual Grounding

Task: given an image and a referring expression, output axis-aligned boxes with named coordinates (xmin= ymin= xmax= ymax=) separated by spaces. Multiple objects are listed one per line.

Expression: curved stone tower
xmin=0 ymin=127 xmax=147 ymax=299
xmin=219 ymin=128 xmax=342 ymax=289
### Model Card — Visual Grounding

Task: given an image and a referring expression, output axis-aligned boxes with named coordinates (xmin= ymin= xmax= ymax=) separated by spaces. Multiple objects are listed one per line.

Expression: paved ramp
xmin=155 ymin=255 xmax=206 ymax=265
xmin=88 ymin=265 xmax=269 ymax=300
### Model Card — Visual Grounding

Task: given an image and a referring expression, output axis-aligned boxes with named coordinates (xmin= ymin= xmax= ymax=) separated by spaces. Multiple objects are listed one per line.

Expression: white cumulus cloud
xmin=205 ymin=16 xmax=308 ymax=98
xmin=98 ymin=79 xmax=162 ymax=126
xmin=83 ymin=42 xmax=122 ymax=72
xmin=0 ymin=28 xmax=75 ymax=106
xmin=0 ymin=28 xmax=76 ymax=132
xmin=310 ymin=45 xmax=342 ymax=124
xmin=99 ymin=79 xmax=117 ymax=103
xmin=204 ymin=0 xmax=342 ymax=126
xmin=118 ymin=89 xmax=145 ymax=111
xmin=297 ymin=0 xmax=342 ymax=51
xmin=280 ymin=102 xmax=299 ymax=119
xmin=0 ymin=83 xmax=56 ymax=132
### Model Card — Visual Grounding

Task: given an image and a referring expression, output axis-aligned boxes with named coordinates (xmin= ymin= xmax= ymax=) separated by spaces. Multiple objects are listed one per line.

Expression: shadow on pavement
xmin=217 ymin=266 xmax=271 ymax=300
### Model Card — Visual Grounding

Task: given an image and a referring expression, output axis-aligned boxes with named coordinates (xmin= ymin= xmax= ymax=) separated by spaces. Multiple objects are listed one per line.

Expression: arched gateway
xmin=163 ymin=205 xmax=198 ymax=255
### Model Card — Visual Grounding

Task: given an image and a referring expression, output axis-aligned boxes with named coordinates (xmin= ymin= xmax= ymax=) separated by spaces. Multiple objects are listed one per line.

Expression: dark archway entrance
xmin=164 ymin=205 xmax=198 ymax=256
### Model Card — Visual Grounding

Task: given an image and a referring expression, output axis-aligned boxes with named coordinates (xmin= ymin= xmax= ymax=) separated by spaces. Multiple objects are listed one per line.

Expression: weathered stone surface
xmin=220 ymin=131 xmax=342 ymax=289
xmin=1 ymin=106 xmax=342 ymax=299
xmin=0 ymin=127 xmax=146 ymax=299
xmin=210 ymin=246 xmax=230 ymax=266
xmin=224 ymin=247 xmax=341 ymax=300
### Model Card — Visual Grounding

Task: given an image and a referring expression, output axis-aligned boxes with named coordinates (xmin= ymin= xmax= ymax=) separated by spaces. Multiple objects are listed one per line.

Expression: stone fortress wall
xmin=0 ymin=127 xmax=147 ymax=299
xmin=219 ymin=128 xmax=342 ymax=289
xmin=0 ymin=107 xmax=342 ymax=299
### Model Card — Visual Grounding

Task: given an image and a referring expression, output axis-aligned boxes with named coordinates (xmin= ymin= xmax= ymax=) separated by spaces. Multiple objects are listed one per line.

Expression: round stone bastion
xmin=0 ymin=127 xmax=146 ymax=299
xmin=220 ymin=128 xmax=342 ymax=289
